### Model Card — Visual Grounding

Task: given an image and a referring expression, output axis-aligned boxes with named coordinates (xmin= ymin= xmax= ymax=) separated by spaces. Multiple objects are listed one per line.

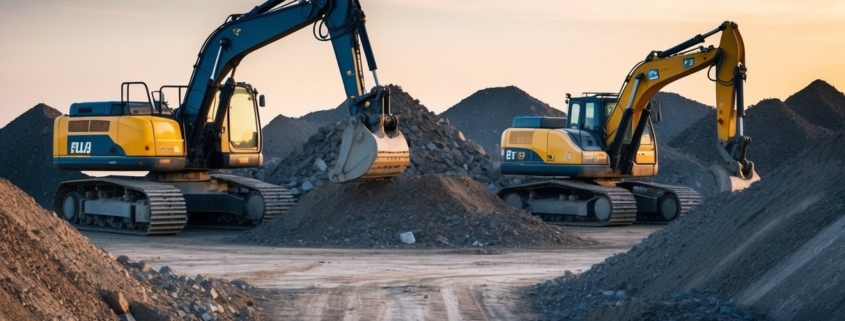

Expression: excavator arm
xmin=604 ymin=21 xmax=758 ymax=191
xmin=175 ymin=0 xmax=408 ymax=180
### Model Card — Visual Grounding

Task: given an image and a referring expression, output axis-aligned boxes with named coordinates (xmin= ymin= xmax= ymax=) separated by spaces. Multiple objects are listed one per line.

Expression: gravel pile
xmin=651 ymin=92 xmax=712 ymax=142
xmin=238 ymin=175 xmax=591 ymax=248
xmin=0 ymin=178 xmax=264 ymax=320
xmin=261 ymin=114 xmax=317 ymax=160
xmin=669 ymin=98 xmax=830 ymax=173
xmin=532 ymin=133 xmax=845 ymax=321
xmin=258 ymin=85 xmax=510 ymax=197
xmin=0 ymin=104 xmax=86 ymax=208
xmin=439 ymin=86 xmax=566 ymax=160
xmin=784 ymin=79 xmax=845 ymax=132
xmin=648 ymin=145 xmax=719 ymax=199
xmin=745 ymin=99 xmax=831 ymax=171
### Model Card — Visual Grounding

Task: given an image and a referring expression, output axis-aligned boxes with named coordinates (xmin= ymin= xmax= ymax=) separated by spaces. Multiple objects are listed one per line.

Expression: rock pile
xmin=118 ymin=257 xmax=266 ymax=321
xmin=532 ymin=133 xmax=845 ymax=321
xmin=259 ymin=85 xmax=510 ymax=197
xmin=0 ymin=104 xmax=86 ymax=208
xmin=238 ymin=175 xmax=591 ymax=248
xmin=261 ymin=114 xmax=317 ymax=160
xmin=0 ymin=178 xmax=264 ymax=320
xmin=439 ymin=86 xmax=566 ymax=161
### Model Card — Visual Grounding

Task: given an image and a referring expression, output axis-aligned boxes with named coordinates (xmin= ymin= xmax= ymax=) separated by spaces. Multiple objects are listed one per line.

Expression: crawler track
xmin=498 ymin=180 xmax=637 ymax=227
xmin=211 ymin=174 xmax=296 ymax=224
xmin=53 ymin=178 xmax=187 ymax=236
xmin=618 ymin=181 xmax=703 ymax=224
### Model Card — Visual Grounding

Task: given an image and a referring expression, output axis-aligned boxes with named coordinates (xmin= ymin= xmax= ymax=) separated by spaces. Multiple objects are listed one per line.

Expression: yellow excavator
xmin=51 ymin=0 xmax=409 ymax=235
xmin=498 ymin=21 xmax=760 ymax=226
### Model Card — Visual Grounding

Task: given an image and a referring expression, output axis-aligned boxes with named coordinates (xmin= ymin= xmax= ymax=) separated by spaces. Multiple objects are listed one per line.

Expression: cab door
xmin=635 ymin=121 xmax=656 ymax=165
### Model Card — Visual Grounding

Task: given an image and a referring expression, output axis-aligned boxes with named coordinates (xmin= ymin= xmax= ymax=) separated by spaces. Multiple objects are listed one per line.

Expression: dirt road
xmin=85 ymin=226 xmax=657 ymax=320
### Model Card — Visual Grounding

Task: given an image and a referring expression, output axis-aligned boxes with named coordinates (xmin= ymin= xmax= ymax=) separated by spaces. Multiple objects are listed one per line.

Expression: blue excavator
xmin=52 ymin=0 xmax=410 ymax=235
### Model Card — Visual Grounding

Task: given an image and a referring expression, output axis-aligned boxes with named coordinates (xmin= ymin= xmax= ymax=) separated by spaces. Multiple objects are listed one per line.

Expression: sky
xmin=1 ymin=0 xmax=844 ymax=128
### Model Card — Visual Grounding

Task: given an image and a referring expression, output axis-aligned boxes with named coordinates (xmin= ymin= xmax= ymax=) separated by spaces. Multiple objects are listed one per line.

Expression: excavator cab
xmin=566 ymin=92 xmax=658 ymax=172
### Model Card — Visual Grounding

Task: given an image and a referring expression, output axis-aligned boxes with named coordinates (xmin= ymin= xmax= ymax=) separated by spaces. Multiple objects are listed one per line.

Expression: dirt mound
xmin=261 ymin=114 xmax=318 ymax=160
xmin=784 ymin=79 xmax=845 ymax=132
xmin=0 ymin=178 xmax=263 ymax=320
xmin=651 ymin=92 xmax=712 ymax=142
xmin=669 ymin=98 xmax=829 ymax=172
xmin=440 ymin=86 xmax=565 ymax=160
xmin=259 ymin=85 xmax=507 ymax=196
xmin=238 ymin=175 xmax=590 ymax=248
xmin=532 ymin=133 xmax=845 ymax=320
xmin=0 ymin=104 xmax=86 ymax=208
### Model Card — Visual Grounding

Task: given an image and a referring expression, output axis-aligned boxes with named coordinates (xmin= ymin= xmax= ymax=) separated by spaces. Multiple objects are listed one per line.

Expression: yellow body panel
xmin=150 ymin=117 xmax=185 ymax=156
xmin=116 ymin=116 xmax=153 ymax=156
xmin=53 ymin=117 xmax=66 ymax=156
xmin=546 ymin=129 xmax=582 ymax=165
xmin=501 ymin=126 xmax=657 ymax=178
xmin=635 ymin=130 xmax=656 ymax=165
xmin=53 ymin=115 xmax=185 ymax=157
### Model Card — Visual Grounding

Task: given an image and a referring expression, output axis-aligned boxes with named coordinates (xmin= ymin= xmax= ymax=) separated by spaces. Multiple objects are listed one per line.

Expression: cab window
xmin=568 ymin=103 xmax=581 ymax=129
xmin=228 ymin=88 xmax=259 ymax=150
xmin=584 ymin=102 xmax=600 ymax=131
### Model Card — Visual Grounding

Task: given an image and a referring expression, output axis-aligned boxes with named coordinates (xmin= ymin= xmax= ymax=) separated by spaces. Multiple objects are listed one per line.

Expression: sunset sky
xmin=1 ymin=0 xmax=843 ymax=127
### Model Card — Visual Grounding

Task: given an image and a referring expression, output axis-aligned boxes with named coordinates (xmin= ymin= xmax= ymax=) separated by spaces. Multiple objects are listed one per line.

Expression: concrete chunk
xmin=313 ymin=158 xmax=328 ymax=172
xmin=399 ymin=232 xmax=416 ymax=244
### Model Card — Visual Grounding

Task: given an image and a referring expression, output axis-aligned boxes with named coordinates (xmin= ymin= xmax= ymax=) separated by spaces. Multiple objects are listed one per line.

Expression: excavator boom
xmin=177 ymin=0 xmax=409 ymax=179
xmin=605 ymin=21 xmax=758 ymax=191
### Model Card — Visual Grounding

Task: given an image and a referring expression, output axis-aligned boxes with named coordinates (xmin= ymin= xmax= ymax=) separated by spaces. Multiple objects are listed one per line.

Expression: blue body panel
xmin=54 ymin=156 xmax=185 ymax=171
xmin=69 ymin=102 xmax=119 ymax=117
xmin=500 ymin=162 xmax=584 ymax=176
xmin=501 ymin=147 xmax=584 ymax=175
xmin=512 ymin=116 xmax=568 ymax=129
xmin=66 ymin=135 xmax=126 ymax=156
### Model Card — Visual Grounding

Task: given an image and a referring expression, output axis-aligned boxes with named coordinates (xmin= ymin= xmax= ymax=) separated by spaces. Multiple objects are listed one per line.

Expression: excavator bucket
xmin=329 ymin=116 xmax=410 ymax=183
xmin=710 ymin=163 xmax=761 ymax=192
